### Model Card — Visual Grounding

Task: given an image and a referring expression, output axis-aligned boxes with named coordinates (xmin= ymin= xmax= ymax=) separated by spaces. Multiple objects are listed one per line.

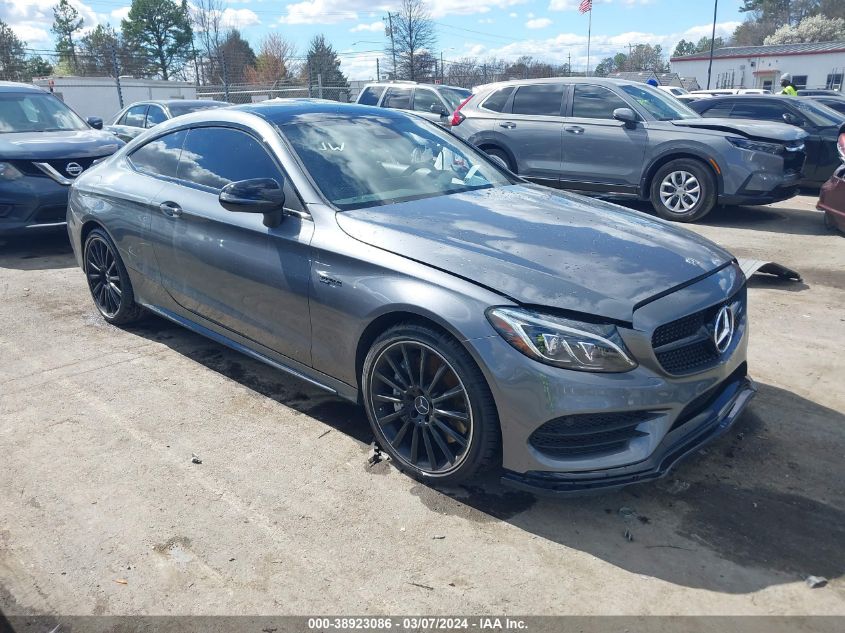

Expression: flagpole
xmin=586 ymin=7 xmax=592 ymax=76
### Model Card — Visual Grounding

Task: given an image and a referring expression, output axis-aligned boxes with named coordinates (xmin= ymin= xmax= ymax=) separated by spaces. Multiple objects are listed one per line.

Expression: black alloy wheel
xmin=83 ymin=228 xmax=145 ymax=325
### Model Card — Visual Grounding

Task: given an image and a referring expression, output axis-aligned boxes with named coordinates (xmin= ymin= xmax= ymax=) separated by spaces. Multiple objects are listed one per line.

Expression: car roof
xmin=125 ymin=99 xmax=224 ymax=108
xmin=474 ymin=76 xmax=634 ymax=92
xmin=0 ymin=81 xmax=47 ymax=94
xmin=364 ymin=82 xmax=468 ymax=91
xmin=235 ymin=99 xmax=408 ymax=123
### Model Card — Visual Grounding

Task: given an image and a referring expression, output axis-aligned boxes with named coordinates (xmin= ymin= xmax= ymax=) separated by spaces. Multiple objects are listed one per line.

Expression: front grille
xmin=34 ymin=204 xmax=68 ymax=223
xmin=35 ymin=156 xmax=104 ymax=178
xmin=529 ymin=411 xmax=655 ymax=458
xmin=652 ymin=285 xmax=746 ymax=375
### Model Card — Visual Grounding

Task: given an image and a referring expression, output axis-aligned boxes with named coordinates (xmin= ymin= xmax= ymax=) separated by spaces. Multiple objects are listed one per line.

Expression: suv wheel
xmin=484 ymin=148 xmax=514 ymax=172
xmin=361 ymin=324 xmax=500 ymax=485
xmin=650 ymin=158 xmax=716 ymax=222
xmin=83 ymin=228 xmax=145 ymax=325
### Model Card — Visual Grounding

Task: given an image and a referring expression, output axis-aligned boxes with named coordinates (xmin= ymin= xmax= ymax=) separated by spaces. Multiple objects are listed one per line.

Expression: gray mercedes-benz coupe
xmin=68 ymin=100 xmax=755 ymax=493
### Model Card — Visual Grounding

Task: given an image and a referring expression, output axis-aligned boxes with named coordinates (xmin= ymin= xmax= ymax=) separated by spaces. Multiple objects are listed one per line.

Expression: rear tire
xmin=361 ymin=323 xmax=500 ymax=486
xmin=650 ymin=158 xmax=716 ymax=222
xmin=484 ymin=147 xmax=515 ymax=172
xmin=83 ymin=228 xmax=145 ymax=325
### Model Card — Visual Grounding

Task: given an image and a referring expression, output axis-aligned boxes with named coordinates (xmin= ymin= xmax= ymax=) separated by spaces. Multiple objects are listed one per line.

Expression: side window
xmin=481 ymin=87 xmax=514 ymax=112
xmin=145 ymin=105 xmax=167 ymax=127
xmin=358 ymin=86 xmax=384 ymax=106
xmin=413 ymin=89 xmax=441 ymax=113
xmin=730 ymin=101 xmax=792 ymax=123
xmin=698 ymin=102 xmax=734 ymax=117
xmin=121 ymin=104 xmax=147 ymax=127
xmin=128 ymin=129 xmax=187 ymax=178
xmin=571 ymin=85 xmax=630 ymax=119
xmin=511 ymin=84 xmax=564 ymax=116
xmin=381 ymin=87 xmax=412 ymax=110
xmin=177 ymin=127 xmax=283 ymax=191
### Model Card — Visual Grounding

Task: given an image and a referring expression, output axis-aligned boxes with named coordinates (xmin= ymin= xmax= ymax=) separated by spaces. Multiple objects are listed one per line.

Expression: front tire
xmin=484 ymin=147 xmax=515 ymax=172
xmin=83 ymin=228 xmax=145 ymax=325
xmin=650 ymin=158 xmax=716 ymax=222
xmin=361 ymin=324 xmax=500 ymax=485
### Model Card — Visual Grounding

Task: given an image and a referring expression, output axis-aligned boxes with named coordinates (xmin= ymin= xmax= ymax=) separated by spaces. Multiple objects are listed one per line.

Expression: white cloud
xmin=279 ymin=0 xmax=527 ymax=24
xmin=1 ymin=0 xmax=100 ymax=47
xmin=339 ymin=50 xmax=382 ymax=80
xmin=525 ymin=17 xmax=552 ymax=29
xmin=10 ymin=23 xmax=50 ymax=44
xmin=221 ymin=7 xmax=260 ymax=28
xmin=110 ymin=7 xmax=130 ymax=22
xmin=478 ymin=18 xmax=494 ymax=24
xmin=350 ymin=20 xmax=383 ymax=33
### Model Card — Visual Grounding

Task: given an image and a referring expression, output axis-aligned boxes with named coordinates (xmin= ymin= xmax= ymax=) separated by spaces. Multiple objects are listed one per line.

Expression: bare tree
xmin=245 ymin=33 xmax=298 ymax=84
xmin=190 ymin=0 xmax=225 ymax=83
xmin=390 ymin=0 xmax=436 ymax=81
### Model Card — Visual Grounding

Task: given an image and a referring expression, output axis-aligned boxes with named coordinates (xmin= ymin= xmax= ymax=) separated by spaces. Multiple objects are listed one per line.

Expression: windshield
xmin=0 ymin=92 xmax=88 ymax=133
xmin=169 ymin=102 xmax=225 ymax=116
xmin=620 ymin=84 xmax=699 ymax=121
xmin=439 ymin=87 xmax=472 ymax=111
xmin=791 ymin=99 xmax=845 ymax=127
xmin=280 ymin=113 xmax=513 ymax=210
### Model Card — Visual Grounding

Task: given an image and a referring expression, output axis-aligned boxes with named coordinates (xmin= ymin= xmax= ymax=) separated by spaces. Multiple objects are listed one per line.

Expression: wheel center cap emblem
xmin=413 ymin=396 xmax=430 ymax=416
xmin=713 ymin=306 xmax=735 ymax=354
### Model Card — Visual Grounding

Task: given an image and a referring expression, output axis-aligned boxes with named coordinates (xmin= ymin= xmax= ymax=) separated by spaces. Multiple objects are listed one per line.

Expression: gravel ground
xmin=0 ymin=196 xmax=843 ymax=617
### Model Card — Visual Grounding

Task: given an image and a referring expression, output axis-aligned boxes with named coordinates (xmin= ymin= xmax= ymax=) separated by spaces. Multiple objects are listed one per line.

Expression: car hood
xmin=0 ymin=129 xmax=123 ymax=159
xmin=335 ymin=185 xmax=734 ymax=322
xmin=670 ymin=118 xmax=808 ymax=141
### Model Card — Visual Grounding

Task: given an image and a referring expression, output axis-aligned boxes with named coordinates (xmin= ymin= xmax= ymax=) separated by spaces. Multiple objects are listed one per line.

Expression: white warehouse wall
xmin=671 ymin=50 xmax=845 ymax=92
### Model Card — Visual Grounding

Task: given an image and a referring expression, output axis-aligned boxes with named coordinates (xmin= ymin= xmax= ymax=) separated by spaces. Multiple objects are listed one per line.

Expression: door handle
xmin=564 ymin=125 xmax=585 ymax=134
xmin=499 ymin=122 xmax=517 ymax=129
xmin=159 ymin=201 xmax=182 ymax=218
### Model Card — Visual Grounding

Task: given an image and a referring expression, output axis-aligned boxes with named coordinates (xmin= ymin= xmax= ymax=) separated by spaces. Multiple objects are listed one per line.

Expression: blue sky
xmin=3 ymin=0 xmax=748 ymax=79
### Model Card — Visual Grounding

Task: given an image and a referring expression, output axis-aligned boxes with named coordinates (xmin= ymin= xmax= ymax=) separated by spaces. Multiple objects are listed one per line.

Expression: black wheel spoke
xmin=86 ymin=237 xmax=123 ymax=317
xmin=368 ymin=340 xmax=473 ymax=476
xmin=433 ymin=419 xmax=468 ymax=448
xmin=432 ymin=385 xmax=464 ymax=404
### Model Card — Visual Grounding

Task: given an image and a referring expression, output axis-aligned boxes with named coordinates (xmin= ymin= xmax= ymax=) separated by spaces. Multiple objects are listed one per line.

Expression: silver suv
xmin=356 ymin=81 xmax=471 ymax=124
xmin=451 ymin=77 xmax=807 ymax=222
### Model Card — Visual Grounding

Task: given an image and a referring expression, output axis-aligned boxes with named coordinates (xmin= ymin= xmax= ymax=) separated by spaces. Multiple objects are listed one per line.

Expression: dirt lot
xmin=1 ymin=195 xmax=843 ymax=617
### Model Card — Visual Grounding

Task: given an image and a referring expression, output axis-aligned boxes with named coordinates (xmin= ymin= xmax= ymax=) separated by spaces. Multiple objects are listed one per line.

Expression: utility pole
xmin=111 ymin=46 xmax=124 ymax=109
xmin=440 ymin=51 xmax=444 ymax=84
xmin=376 ymin=58 xmax=380 ymax=81
xmin=567 ymin=52 xmax=571 ymax=76
xmin=706 ymin=0 xmax=719 ymax=89
xmin=384 ymin=13 xmax=397 ymax=79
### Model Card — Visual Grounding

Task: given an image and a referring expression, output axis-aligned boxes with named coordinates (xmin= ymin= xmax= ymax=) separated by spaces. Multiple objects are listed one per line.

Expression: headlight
xmin=486 ymin=307 xmax=637 ymax=373
xmin=727 ymin=136 xmax=784 ymax=154
xmin=0 ymin=162 xmax=23 ymax=181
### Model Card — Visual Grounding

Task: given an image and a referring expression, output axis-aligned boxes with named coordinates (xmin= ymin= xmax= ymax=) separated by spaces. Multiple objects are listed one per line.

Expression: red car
xmin=818 ymin=131 xmax=845 ymax=234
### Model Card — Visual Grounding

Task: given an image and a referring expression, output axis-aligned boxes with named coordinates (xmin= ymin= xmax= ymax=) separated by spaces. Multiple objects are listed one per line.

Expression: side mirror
xmin=430 ymin=103 xmax=448 ymax=117
xmin=783 ymin=112 xmax=803 ymax=126
xmin=87 ymin=116 xmax=103 ymax=130
xmin=613 ymin=107 xmax=638 ymax=127
xmin=219 ymin=178 xmax=286 ymax=227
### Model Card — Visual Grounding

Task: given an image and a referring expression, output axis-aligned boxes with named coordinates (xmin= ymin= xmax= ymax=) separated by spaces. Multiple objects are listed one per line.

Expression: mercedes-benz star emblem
xmin=65 ymin=162 xmax=83 ymax=177
xmin=713 ymin=306 xmax=735 ymax=354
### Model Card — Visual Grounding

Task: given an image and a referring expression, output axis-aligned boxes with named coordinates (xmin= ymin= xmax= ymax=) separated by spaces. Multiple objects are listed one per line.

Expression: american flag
xmin=579 ymin=0 xmax=592 ymax=13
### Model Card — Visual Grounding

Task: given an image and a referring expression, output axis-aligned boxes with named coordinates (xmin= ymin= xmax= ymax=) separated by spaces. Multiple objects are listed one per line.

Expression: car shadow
xmin=0 ymin=231 xmax=76 ymax=271
xmin=122 ymin=316 xmax=845 ymax=596
xmin=613 ymin=199 xmax=827 ymax=237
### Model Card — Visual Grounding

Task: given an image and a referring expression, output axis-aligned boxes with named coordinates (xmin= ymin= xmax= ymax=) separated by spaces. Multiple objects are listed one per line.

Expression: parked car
xmin=0 ymin=81 xmax=123 ymax=236
xmin=688 ymin=94 xmax=845 ymax=187
xmin=67 ymin=101 xmax=755 ymax=493
xmin=451 ymin=77 xmax=807 ymax=222
xmin=690 ymin=88 xmax=769 ymax=96
xmin=106 ymin=99 xmax=225 ymax=142
xmin=805 ymin=95 xmax=845 ymax=116
xmin=817 ymin=131 xmax=845 ymax=234
xmin=797 ymin=89 xmax=843 ymax=96
xmin=356 ymin=81 xmax=471 ymax=124
xmin=657 ymin=85 xmax=700 ymax=104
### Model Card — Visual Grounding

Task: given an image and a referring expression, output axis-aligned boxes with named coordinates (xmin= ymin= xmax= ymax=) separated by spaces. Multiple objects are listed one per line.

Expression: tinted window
xmin=438 ymin=87 xmax=471 ymax=110
xmin=0 ymin=92 xmax=88 ymax=133
xmin=820 ymin=99 xmax=845 ymax=115
xmin=382 ymin=87 xmax=412 ymax=110
xmin=177 ymin=127 xmax=282 ymax=191
xmin=128 ymin=129 xmax=187 ymax=178
xmin=168 ymin=102 xmax=223 ymax=116
xmin=511 ymin=84 xmax=564 ymax=116
xmin=413 ymin=89 xmax=441 ymax=113
xmin=358 ymin=86 xmax=384 ymax=106
xmin=481 ymin=87 xmax=514 ymax=112
xmin=729 ymin=101 xmax=792 ymax=122
xmin=619 ymin=84 xmax=698 ymax=120
xmin=572 ymin=85 xmax=629 ymax=119
xmin=697 ymin=101 xmax=735 ymax=117
xmin=145 ymin=105 xmax=167 ymax=127
xmin=121 ymin=104 xmax=147 ymax=128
